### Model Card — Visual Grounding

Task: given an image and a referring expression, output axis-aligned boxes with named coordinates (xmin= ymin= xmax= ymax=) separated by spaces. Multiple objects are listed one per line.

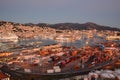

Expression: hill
xmin=1 ymin=20 xmax=119 ymax=31
xmin=47 ymin=22 xmax=120 ymax=31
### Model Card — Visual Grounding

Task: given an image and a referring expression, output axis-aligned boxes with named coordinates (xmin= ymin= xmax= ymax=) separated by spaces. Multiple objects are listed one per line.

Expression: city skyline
xmin=0 ymin=0 xmax=120 ymax=28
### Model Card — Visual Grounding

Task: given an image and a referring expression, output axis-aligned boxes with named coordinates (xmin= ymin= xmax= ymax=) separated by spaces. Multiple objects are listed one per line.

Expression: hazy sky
xmin=0 ymin=0 xmax=120 ymax=28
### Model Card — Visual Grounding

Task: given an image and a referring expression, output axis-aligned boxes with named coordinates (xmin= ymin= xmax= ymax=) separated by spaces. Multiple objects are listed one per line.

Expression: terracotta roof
xmin=0 ymin=72 xmax=9 ymax=79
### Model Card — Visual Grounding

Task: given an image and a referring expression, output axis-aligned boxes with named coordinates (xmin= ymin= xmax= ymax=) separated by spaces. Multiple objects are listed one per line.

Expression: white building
xmin=106 ymin=36 xmax=120 ymax=40
xmin=0 ymin=33 xmax=18 ymax=42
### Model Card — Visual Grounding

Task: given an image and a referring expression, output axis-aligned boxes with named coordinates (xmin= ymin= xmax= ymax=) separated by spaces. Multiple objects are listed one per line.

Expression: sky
xmin=0 ymin=0 xmax=120 ymax=28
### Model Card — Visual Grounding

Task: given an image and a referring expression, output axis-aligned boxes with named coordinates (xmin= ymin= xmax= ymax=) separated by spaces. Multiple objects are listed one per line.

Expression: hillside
xmin=1 ymin=20 xmax=119 ymax=31
xmin=0 ymin=20 xmax=120 ymax=39
xmin=0 ymin=20 xmax=54 ymax=38
xmin=47 ymin=22 xmax=120 ymax=31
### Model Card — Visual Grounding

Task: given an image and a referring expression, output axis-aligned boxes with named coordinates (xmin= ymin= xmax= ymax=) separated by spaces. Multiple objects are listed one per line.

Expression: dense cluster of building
xmin=0 ymin=21 xmax=120 ymax=43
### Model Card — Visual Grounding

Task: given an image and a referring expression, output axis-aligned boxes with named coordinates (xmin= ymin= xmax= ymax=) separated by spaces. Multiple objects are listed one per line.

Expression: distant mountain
xmin=48 ymin=22 xmax=120 ymax=31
